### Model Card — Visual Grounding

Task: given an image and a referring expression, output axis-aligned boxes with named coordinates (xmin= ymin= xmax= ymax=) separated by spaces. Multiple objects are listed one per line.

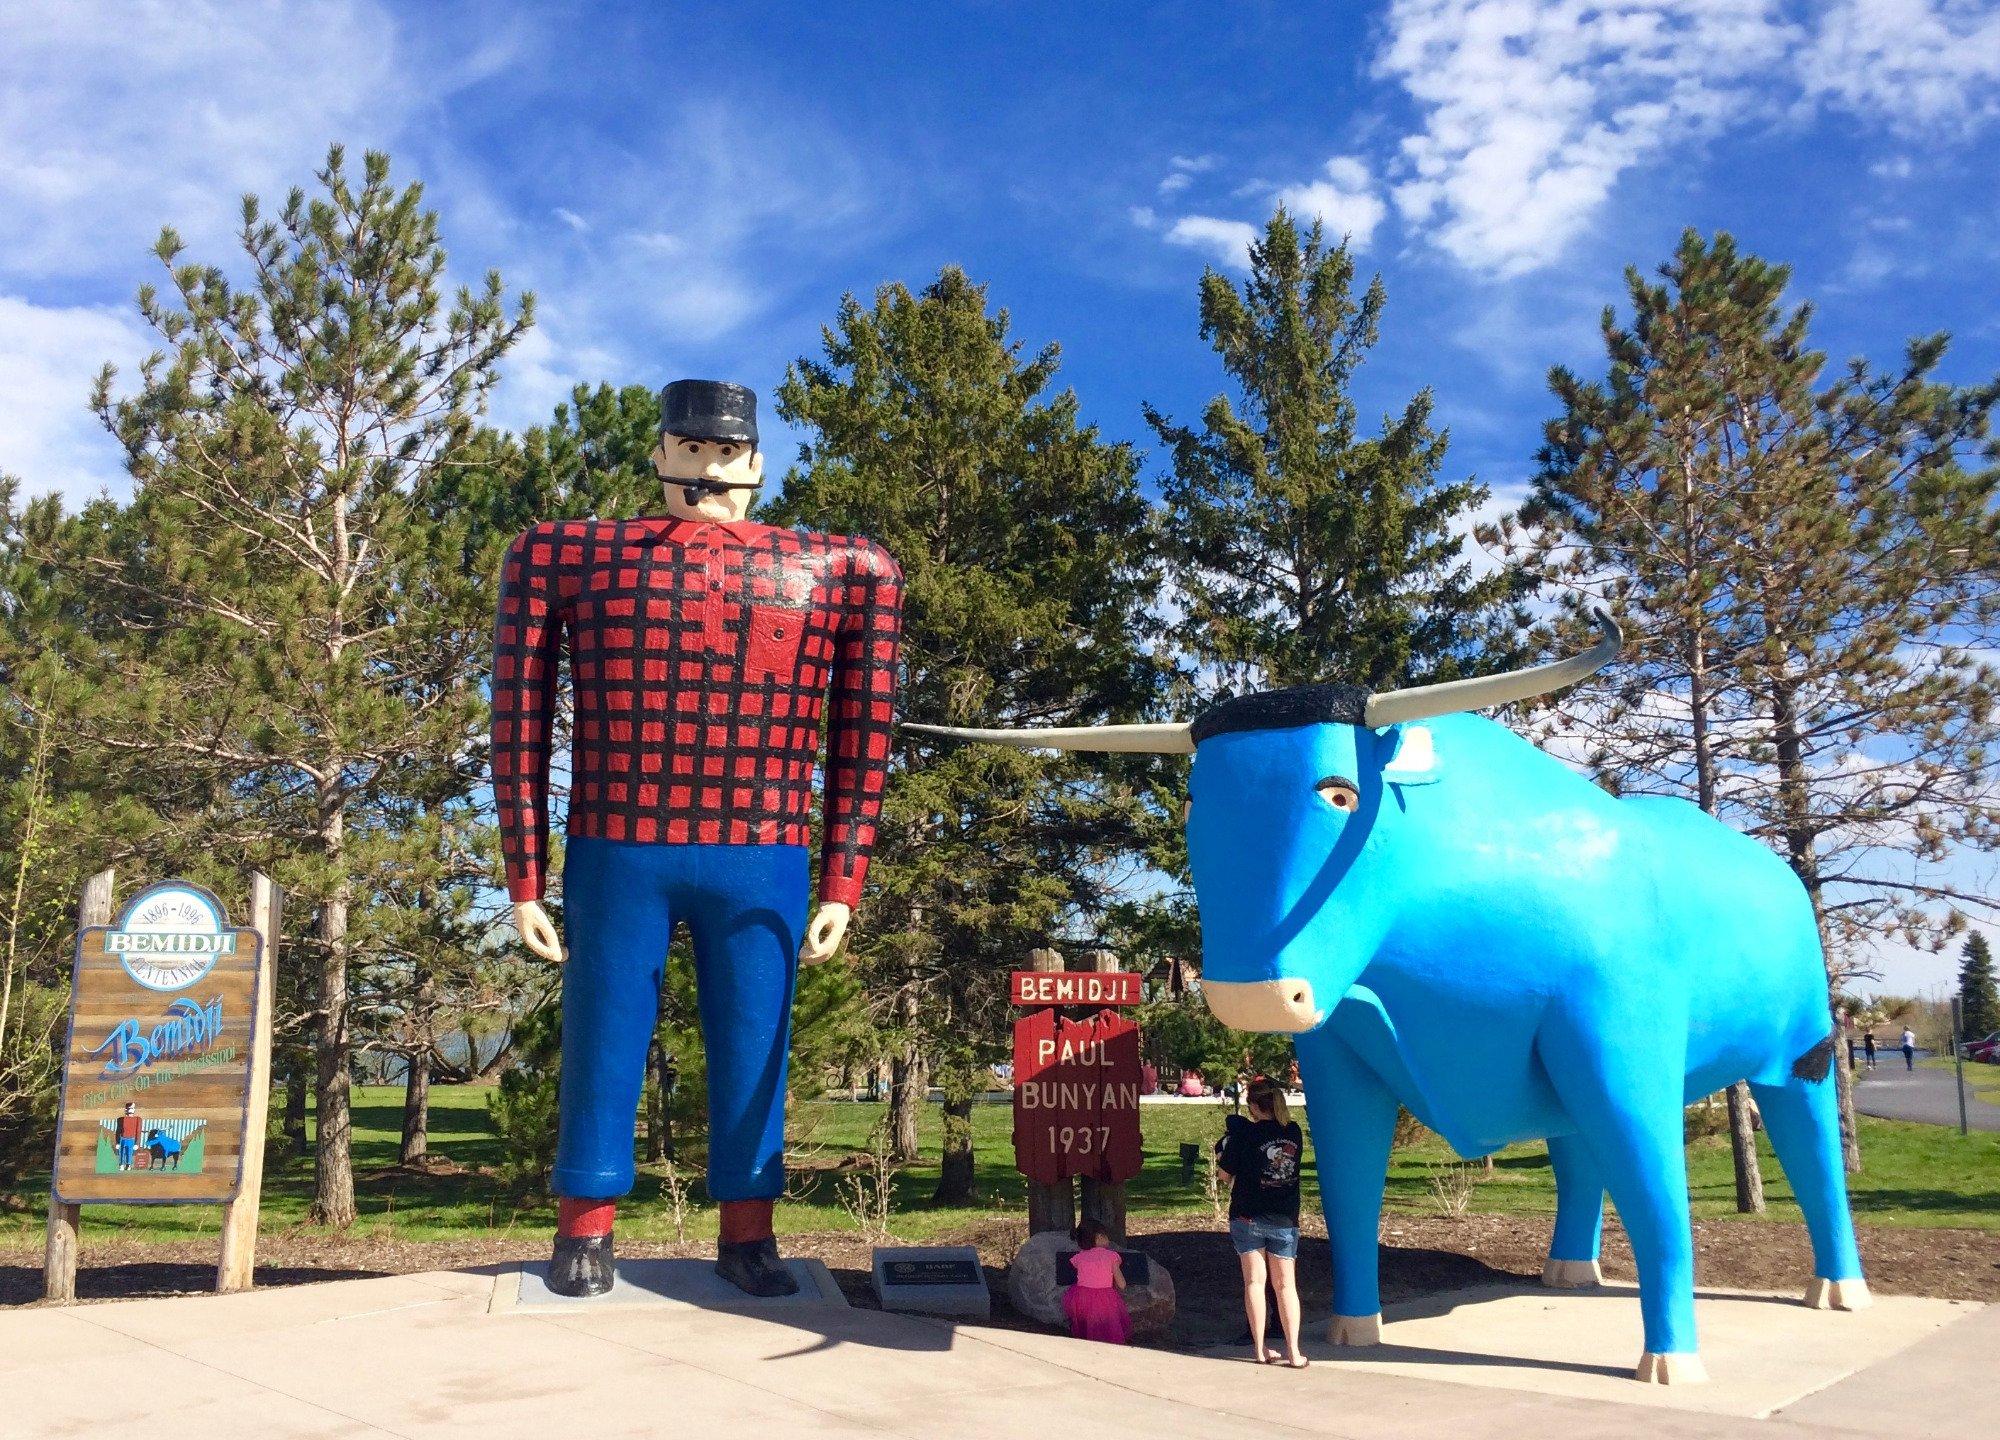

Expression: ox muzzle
xmin=1202 ymin=977 xmax=1323 ymax=1034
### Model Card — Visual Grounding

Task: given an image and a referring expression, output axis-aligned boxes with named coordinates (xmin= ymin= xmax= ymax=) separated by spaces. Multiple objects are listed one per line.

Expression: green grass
xmin=5 ymin=1085 xmax=1995 ymax=1248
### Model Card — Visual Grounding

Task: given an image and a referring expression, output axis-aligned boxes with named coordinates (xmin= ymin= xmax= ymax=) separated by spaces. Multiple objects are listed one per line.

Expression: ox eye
xmin=1316 ymin=776 xmax=1360 ymax=813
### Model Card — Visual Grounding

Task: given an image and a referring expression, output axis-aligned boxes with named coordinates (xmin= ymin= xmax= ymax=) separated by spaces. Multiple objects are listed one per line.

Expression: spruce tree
xmin=1146 ymin=208 xmax=1520 ymax=698
xmin=1498 ymin=230 xmax=2000 ymax=1173
xmin=1961 ymin=933 xmax=2000 ymax=1043
xmin=18 ymin=147 xmax=530 ymax=1225
xmin=771 ymin=267 xmax=1164 ymax=1196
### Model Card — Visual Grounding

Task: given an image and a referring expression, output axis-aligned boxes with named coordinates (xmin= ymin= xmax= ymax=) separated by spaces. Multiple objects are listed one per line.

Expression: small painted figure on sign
xmin=1062 ymin=1220 xmax=1131 ymax=1345
xmin=146 ymin=1128 xmax=184 ymax=1170
xmin=115 ymin=1102 xmax=141 ymax=1171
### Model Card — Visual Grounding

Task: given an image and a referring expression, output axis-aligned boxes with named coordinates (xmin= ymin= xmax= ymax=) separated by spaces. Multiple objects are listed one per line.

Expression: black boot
xmin=546 ymin=1232 xmax=615 ymax=1297
xmin=714 ymin=1236 xmax=799 ymax=1297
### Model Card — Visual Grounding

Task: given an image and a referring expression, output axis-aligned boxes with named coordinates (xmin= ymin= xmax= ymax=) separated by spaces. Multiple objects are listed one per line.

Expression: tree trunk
xmin=310 ymin=783 xmax=357 ymax=1226
xmin=399 ymin=963 xmax=435 ymax=1167
xmin=645 ymin=1036 xmax=668 ymax=1163
xmin=887 ymin=1035 xmax=925 ymax=1164
xmin=400 ymin=1046 xmax=430 ymax=1166
xmin=1769 ymin=678 xmax=1861 ymax=1171
xmin=932 ymin=1093 xmax=976 ymax=1204
xmin=1725 ymin=1081 xmax=1765 ymax=1213
xmin=1684 ymin=581 xmax=1767 ymax=1209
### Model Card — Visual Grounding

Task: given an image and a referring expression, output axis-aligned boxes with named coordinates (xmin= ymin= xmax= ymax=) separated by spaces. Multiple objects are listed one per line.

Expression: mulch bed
xmin=5 ymin=1212 xmax=1994 ymax=1350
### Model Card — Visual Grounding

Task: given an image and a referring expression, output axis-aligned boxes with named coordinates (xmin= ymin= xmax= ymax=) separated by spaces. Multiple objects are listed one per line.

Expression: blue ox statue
xmin=910 ymin=607 xmax=1867 ymax=1385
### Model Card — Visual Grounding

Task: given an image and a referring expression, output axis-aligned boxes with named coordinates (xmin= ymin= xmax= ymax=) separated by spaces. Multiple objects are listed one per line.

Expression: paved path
xmin=2 ymin=1266 xmax=1991 ymax=1439
xmin=1852 ymin=1061 xmax=2000 ymax=1131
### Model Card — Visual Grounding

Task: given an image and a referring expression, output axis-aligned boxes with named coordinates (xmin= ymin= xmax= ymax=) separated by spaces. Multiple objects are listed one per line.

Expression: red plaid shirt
xmin=491 ymin=515 xmax=902 ymax=907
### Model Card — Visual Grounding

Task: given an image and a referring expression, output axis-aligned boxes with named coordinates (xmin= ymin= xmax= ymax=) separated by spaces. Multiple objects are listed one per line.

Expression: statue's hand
xmin=800 ymin=902 xmax=851 ymax=965
xmin=513 ymin=900 xmax=565 ymax=964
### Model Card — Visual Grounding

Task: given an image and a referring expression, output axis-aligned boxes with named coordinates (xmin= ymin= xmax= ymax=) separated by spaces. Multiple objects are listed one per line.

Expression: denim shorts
xmin=1229 ymin=1215 xmax=1300 ymax=1259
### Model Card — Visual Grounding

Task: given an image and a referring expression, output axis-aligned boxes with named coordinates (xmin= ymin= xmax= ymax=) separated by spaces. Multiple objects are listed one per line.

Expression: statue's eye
xmin=1316 ymin=777 xmax=1360 ymax=813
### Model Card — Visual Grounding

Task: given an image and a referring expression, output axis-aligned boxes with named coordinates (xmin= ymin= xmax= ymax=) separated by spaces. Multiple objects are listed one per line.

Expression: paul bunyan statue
xmin=492 ymin=379 xmax=902 ymax=1297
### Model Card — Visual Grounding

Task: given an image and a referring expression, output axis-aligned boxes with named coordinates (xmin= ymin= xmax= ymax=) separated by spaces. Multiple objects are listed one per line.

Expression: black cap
xmin=659 ymin=379 xmax=758 ymax=446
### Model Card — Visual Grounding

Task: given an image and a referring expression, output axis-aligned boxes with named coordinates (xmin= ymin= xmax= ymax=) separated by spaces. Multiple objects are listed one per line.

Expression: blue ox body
xmin=912 ymin=612 xmax=1868 ymax=1382
xmin=1188 ymin=688 xmax=1862 ymax=1373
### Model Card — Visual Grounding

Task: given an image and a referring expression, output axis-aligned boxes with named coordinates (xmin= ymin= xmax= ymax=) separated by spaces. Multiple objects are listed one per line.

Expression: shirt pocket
xmin=744 ymin=603 xmax=806 ymax=680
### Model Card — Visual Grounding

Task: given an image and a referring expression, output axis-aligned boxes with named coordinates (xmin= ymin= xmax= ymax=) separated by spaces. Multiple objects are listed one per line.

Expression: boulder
xmin=1005 ymin=1229 xmax=1175 ymax=1337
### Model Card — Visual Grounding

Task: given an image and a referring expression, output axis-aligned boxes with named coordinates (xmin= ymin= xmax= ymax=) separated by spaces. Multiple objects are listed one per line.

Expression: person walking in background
xmin=1901 ymin=1026 xmax=1917 ymax=1071
xmin=1863 ymin=1031 xmax=1877 ymax=1069
xmin=1063 ymin=1220 xmax=1132 ymax=1344
xmin=1217 ymin=1075 xmax=1309 ymax=1368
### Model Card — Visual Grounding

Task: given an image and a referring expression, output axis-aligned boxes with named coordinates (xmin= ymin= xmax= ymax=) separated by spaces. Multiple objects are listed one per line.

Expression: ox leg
xmin=1295 ymin=1026 xmax=1396 ymax=1347
xmin=1543 ymin=1037 xmax=1704 ymax=1383
xmin=1749 ymin=1074 xmax=1869 ymax=1311
xmin=1543 ymin=1132 xmax=1604 ymax=1288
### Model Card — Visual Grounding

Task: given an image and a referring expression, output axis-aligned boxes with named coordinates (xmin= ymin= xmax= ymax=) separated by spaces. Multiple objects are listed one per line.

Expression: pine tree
xmin=1961 ymin=933 xmax=2000 ymax=1043
xmin=1497 ymin=230 xmax=2000 ymax=1174
xmin=1146 ymin=208 xmax=1520 ymax=699
xmin=18 ymin=147 xmax=530 ymax=1225
xmin=1145 ymin=209 xmax=1521 ymax=1077
xmin=770 ymin=267 xmax=1165 ymax=1197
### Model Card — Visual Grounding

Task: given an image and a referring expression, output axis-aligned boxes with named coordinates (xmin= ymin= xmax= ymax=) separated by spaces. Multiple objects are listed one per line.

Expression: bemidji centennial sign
xmin=1010 ymin=971 xmax=1144 ymax=1185
xmin=52 ymin=881 xmax=265 ymax=1206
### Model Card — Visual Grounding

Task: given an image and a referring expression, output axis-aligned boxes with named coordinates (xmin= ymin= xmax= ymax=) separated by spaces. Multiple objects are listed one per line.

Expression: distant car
xmin=1964 ymin=1031 xmax=2000 ymax=1064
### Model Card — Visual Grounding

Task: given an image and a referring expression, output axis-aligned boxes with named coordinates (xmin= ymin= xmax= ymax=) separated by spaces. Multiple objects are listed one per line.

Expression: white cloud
xmin=0 ymin=3 xmax=887 ymax=494
xmin=0 ymin=2 xmax=431 ymax=278
xmin=1158 ymin=153 xmax=1220 ymax=196
xmin=0 ymin=294 xmax=150 ymax=505
xmin=1374 ymin=0 xmax=1795 ymax=277
xmin=1277 ymin=155 xmax=1388 ymax=250
xmin=1800 ymin=0 xmax=2000 ymax=132
xmin=1146 ymin=0 xmax=2000 ymax=279
xmin=1164 ymin=216 xmax=1260 ymax=269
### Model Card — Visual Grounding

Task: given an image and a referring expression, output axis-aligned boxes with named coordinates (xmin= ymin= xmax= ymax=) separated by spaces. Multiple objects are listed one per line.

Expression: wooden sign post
xmin=44 ymin=870 xmax=280 ymax=1301
xmin=1011 ymin=948 xmax=1144 ymax=1241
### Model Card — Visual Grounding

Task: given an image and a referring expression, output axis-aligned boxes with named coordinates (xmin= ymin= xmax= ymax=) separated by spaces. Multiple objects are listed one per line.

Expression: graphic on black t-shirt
xmin=1220 ymin=1116 xmax=1304 ymax=1223
xmin=1257 ymin=1137 xmax=1300 ymax=1186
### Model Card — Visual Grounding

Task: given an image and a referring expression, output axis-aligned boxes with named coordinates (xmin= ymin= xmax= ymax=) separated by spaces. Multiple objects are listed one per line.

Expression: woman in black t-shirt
xmin=1216 ymin=1075 xmax=1307 ymax=1368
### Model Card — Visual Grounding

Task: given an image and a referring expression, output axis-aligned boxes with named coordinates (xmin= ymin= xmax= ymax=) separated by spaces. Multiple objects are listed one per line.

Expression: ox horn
xmin=1361 ymin=601 xmax=1623 ymax=728
xmin=899 ymin=721 xmax=1195 ymax=755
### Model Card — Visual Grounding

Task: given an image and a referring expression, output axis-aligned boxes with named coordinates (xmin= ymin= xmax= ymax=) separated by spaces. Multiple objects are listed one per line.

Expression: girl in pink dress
xmin=1063 ymin=1220 xmax=1132 ymax=1344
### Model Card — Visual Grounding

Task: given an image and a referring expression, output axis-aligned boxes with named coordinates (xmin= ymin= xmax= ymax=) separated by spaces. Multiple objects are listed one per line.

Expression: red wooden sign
xmin=1011 ymin=1008 xmax=1144 ymax=1184
xmin=1009 ymin=970 xmax=1143 ymax=1007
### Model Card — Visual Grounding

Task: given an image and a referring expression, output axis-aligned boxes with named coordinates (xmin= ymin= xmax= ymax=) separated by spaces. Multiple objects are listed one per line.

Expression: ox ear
xmin=1378 ymin=724 xmax=1441 ymax=786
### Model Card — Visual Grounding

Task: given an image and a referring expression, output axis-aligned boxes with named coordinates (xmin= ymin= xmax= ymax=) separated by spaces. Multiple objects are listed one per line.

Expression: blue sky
xmin=3 ymin=0 xmax=1998 ymax=994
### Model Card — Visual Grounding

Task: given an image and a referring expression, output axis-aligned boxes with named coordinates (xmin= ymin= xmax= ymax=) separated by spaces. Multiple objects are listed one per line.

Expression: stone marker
xmin=871 ymin=1245 xmax=990 ymax=1318
xmin=1006 ymin=1228 xmax=1174 ymax=1337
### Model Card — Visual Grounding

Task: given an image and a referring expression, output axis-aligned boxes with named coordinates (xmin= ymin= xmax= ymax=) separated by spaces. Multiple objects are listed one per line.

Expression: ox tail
xmin=1791 ymin=1034 xmax=1836 ymax=1084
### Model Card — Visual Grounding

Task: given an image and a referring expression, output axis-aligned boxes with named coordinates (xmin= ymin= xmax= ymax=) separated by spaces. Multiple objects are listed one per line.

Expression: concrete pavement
xmin=3 ymin=1265 xmax=1992 ymax=1439
xmin=1853 ymin=1060 xmax=2000 ymax=1131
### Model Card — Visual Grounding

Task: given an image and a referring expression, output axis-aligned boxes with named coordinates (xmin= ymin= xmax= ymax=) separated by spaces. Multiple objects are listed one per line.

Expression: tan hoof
xmin=1804 ymin=1277 xmax=1872 ymax=1311
xmin=1541 ymin=1258 xmax=1603 ymax=1288
xmin=1634 ymin=1352 xmax=1708 ymax=1385
xmin=1328 ymin=1313 xmax=1383 ymax=1347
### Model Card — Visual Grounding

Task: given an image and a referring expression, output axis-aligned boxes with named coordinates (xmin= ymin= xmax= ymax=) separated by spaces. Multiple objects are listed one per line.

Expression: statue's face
xmin=653 ymin=432 xmax=764 ymax=521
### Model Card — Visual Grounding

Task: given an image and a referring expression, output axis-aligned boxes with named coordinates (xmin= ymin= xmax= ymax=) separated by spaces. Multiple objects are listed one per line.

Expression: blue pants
xmin=554 ymin=838 xmax=807 ymax=1203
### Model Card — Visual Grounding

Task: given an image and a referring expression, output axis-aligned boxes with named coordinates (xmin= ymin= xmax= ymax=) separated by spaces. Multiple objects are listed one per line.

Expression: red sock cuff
xmin=718 ymin=1198 xmax=775 ymax=1245
xmin=558 ymin=1196 xmax=616 ymax=1238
